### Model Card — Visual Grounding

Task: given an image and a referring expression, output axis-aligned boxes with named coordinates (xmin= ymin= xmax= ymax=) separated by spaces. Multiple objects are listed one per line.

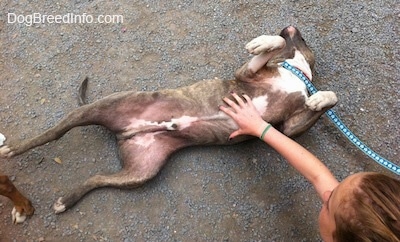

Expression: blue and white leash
xmin=281 ymin=61 xmax=400 ymax=176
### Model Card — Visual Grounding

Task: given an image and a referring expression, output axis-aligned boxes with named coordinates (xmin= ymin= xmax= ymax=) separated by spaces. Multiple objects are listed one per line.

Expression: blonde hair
xmin=333 ymin=173 xmax=400 ymax=242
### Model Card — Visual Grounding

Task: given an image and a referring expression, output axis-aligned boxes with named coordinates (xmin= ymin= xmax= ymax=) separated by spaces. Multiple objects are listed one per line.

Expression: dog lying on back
xmin=0 ymin=174 xmax=34 ymax=223
xmin=0 ymin=26 xmax=337 ymax=214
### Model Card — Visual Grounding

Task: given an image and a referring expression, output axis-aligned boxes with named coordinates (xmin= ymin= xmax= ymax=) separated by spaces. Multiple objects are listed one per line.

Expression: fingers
xmin=222 ymin=96 xmax=238 ymax=109
xmin=231 ymin=93 xmax=246 ymax=107
xmin=222 ymin=93 xmax=251 ymax=109
xmin=229 ymin=130 xmax=241 ymax=140
xmin=219 ymin=104 xmax=241 ymax=140
xmin=219 ymin=104 xmax=235 ymax=117
xmin=220 ymin=93 xmax=256 ymax=140
xmin=242 ymin=94 xmax=254 ymax=108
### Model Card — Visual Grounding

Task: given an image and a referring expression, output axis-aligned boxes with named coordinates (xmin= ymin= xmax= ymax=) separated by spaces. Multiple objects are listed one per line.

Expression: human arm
xmin=219 ymin=93 xmax=339 ymax=199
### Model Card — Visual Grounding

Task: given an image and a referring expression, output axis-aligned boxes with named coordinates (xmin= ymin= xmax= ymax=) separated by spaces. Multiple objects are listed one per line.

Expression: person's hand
xmin=219 ymin=93 xmax=269 ymax=139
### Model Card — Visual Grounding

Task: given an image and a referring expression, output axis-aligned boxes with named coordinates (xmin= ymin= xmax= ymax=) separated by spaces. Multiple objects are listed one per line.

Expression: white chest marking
xmin=284 ymin=50 xmax=312 ymax=80
xmin=252 ymin=96 xmax=269 ymax=115
xmin=271 ymin=50 xmax=311 ymax=97
xmin=276 ymin=68 xmax=308 ymax=96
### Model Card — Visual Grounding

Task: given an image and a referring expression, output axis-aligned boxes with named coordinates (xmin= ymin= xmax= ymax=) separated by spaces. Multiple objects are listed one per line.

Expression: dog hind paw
xmin=53 ymin=197 xmax=66 ymax=214
xmin=0 ymin=145 xmax=15 ymax=158
xmin=12 ymin=207 xmax=27 ymax=224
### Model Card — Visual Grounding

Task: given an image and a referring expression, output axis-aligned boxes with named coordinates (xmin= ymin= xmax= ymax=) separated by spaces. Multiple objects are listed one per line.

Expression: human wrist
xmin=256 ymin=122 xmax=271 ymax=140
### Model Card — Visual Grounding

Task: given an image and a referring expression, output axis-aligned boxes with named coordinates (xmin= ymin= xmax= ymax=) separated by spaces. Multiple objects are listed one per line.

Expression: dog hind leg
xmin=53 ymin=169 xmax=144 ymax=214
xmin=53 ymin=135 xmax=184 ymax=213
xmin=281 ymin=108 xmax=328 ymax=137
xmin=281 ymin=91 xmax=337 ymax=137
xmin=0 ymin=103 xmax=103 ymax=158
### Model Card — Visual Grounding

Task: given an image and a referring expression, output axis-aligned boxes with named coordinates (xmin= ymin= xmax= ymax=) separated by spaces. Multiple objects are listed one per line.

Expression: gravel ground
xmin=0 ymin=0 xmax=399 ymax=241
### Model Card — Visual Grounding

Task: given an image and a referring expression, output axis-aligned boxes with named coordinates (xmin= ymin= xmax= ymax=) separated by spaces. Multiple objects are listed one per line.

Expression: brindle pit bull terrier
xmin=0 ymin=26 xmax=337 ymax=214
xmin=0 ymin=174 xmax=34 ymax=223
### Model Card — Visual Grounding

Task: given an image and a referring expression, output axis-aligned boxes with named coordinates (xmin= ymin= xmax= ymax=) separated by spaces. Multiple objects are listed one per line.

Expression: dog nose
xmin=286 ymin=26 xmax=297 ymax=36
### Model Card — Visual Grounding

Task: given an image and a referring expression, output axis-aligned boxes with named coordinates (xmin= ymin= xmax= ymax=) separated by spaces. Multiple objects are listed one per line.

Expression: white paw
xmin=245 ymin=35 xmax=285 ymax=55
xmin=0 ymin=145 xmax=14 ymax=158
xmin=12 ymin=207 xmax=27 ymax=224
xmin=53 ymin=197 xmax=66 ymax=214
xmin=306 ymin=91 xmax=338 ymax=111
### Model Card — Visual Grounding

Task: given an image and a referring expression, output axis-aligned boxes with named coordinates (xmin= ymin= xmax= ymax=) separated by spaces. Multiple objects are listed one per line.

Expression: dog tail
xmin=78 ymin=77 xmax=89 ymax=106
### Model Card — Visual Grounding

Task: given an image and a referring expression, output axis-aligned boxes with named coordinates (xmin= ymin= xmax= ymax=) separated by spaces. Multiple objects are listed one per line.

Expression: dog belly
xmin=118 ymin=111 xmax=237 ymax=145
xmin=113 ymin=76 xmax=304 ymax=144
xmin=119 ymin=115 xmax=200 ymax=138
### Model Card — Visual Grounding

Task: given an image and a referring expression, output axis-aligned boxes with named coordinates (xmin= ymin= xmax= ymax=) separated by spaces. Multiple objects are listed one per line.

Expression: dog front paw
xmin=245 ymin=35 xmax=285 ymax=55
xmin=11 ymin=207 xmax=26 ymax=224
xmin=11 ymin=199 xmax=34 ymax=224
xmin=12 ymin=207 xmax=27 ymax=224
xmin=306 ymin=91 xmax=338 ymax=111
xmin=53 ymin=197 xmax=66 ymax=214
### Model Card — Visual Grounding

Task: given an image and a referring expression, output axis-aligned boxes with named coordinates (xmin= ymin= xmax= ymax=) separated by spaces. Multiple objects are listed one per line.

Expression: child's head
xmin=318 ymin=172 xmax=400 ymax=242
